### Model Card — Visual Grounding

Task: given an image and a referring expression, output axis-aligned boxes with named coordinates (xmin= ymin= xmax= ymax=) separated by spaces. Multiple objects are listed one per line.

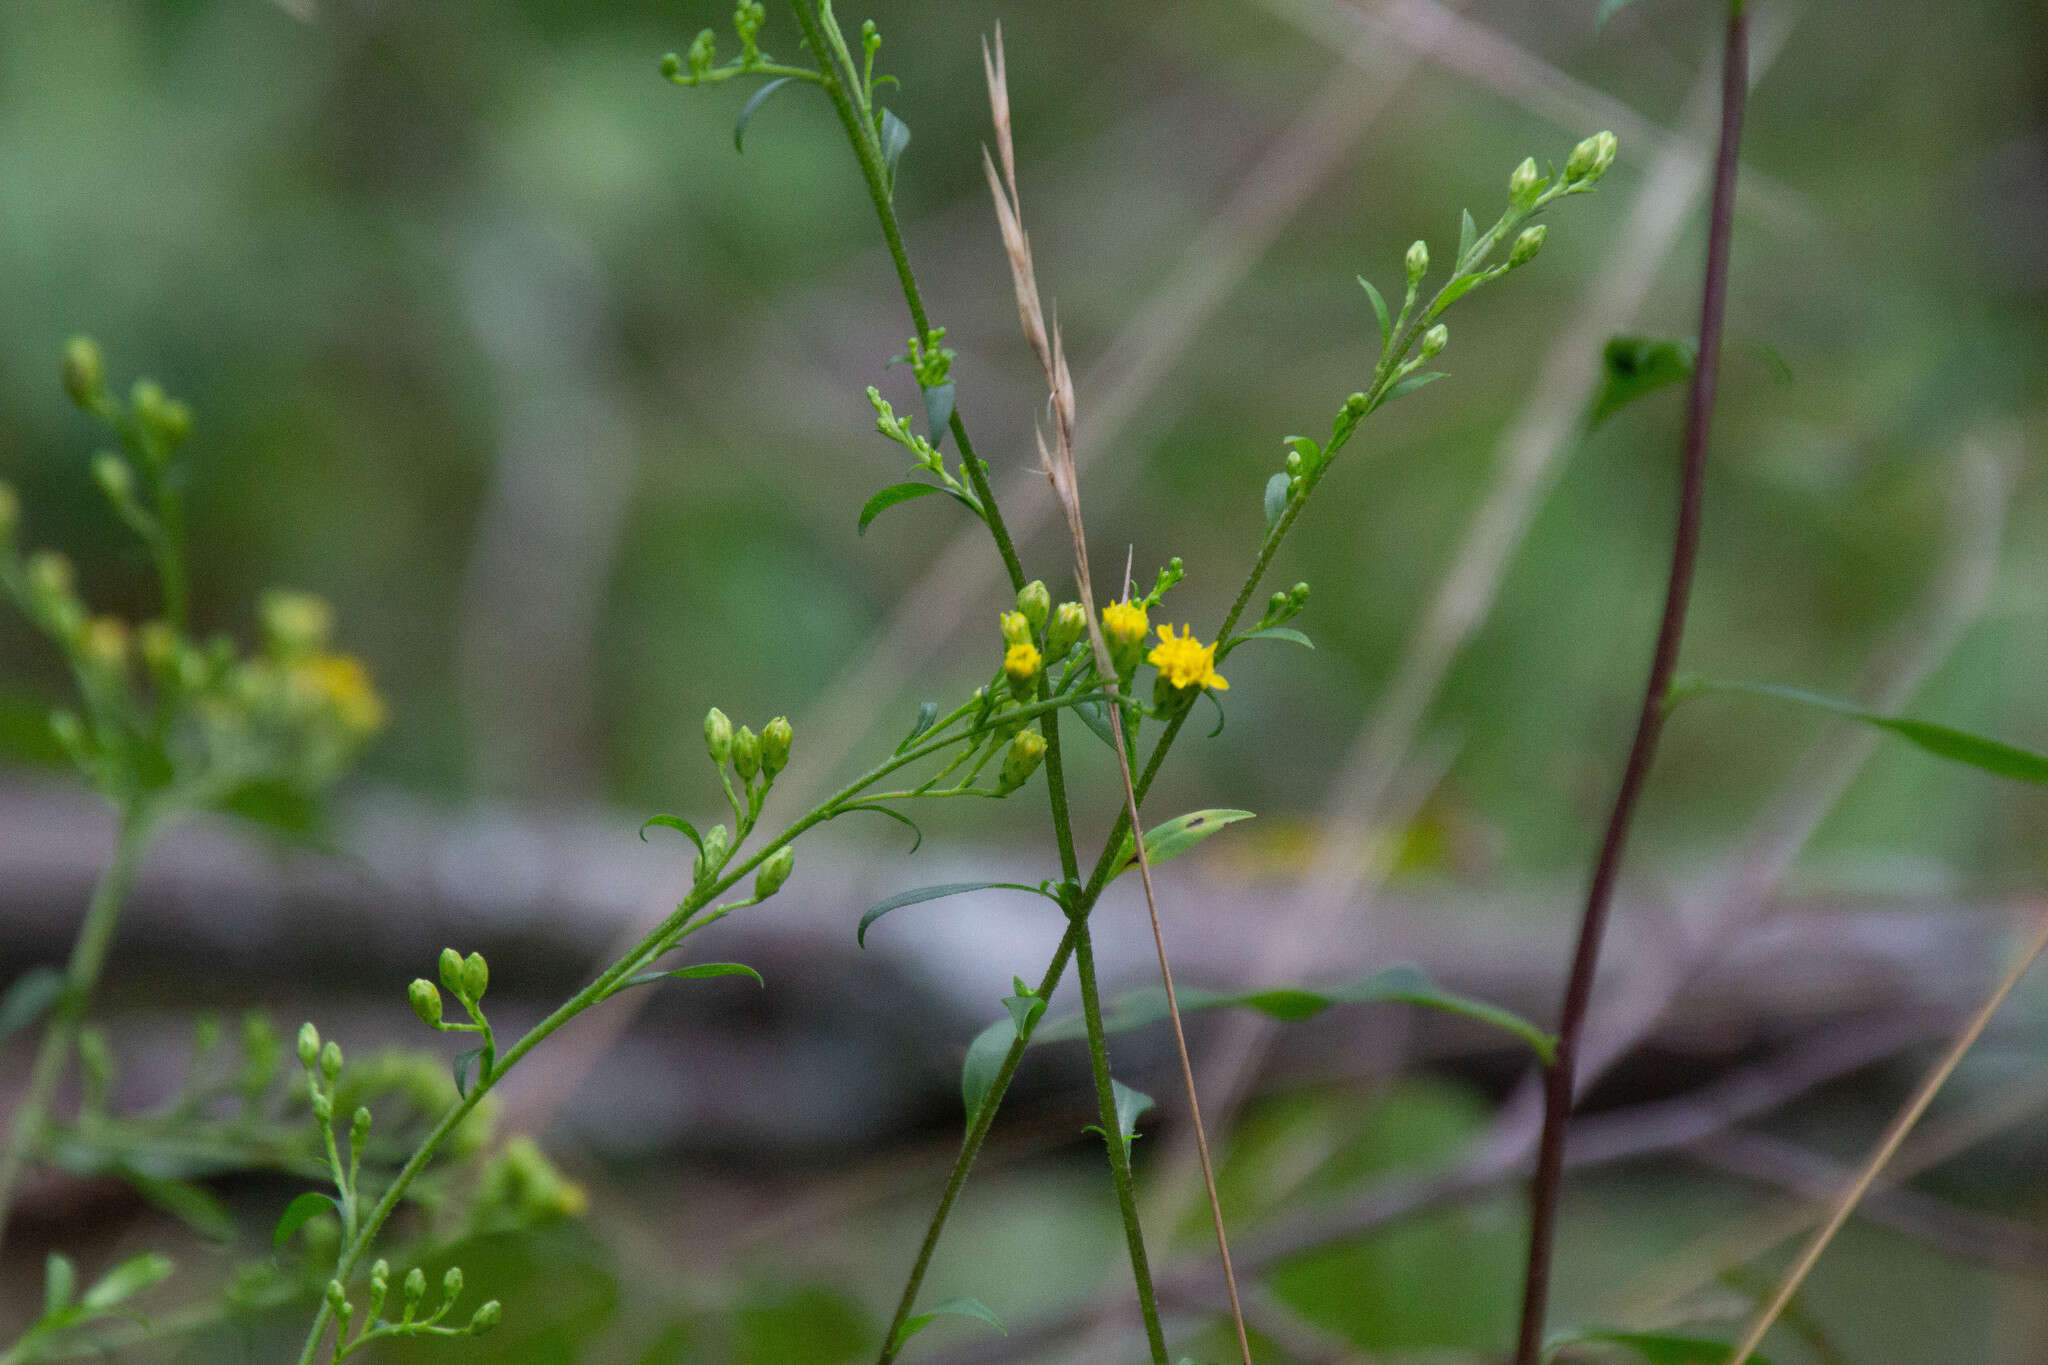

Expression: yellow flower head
xmin=296 ymin=652 xmax=387 ymax=735
xmin=1147 ymin=624 xmax=1228 ymax=692
xmin=1101 ymin=599 xmax=1149 ymax=648
xmin=1003 ymin=641 xmax=1042 ymax=690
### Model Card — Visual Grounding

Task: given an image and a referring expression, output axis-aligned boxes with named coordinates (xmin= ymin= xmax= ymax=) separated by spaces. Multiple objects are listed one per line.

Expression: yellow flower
xmin=1003 ymin=641 xmax=1042 ymax=695
xmin=296 ymin=653 xmax=387 ymax=735
xmin=1101 ymin=599 xmax=1148 ymax=648
xmin=1147 ymin=624 xmax=1228 ymax=692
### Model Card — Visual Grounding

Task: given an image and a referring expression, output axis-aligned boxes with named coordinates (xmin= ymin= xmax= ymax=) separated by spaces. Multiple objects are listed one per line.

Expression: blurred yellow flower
xmin=297 ymin=653 xmax=386 ymax=735
xmin=1147 ymin=624 xmax=1228 ymax=692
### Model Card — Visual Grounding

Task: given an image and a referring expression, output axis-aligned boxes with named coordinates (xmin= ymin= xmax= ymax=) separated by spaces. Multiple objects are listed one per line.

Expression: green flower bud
xmin=136 ymin=621 xmax=176 ymax=673
xmin=699 ymin=823 xmax=730 ymax=875
xmin=1405 ymin=239 xmax=1429 ymax=285
xmin=1290 ymin=581 xmax=1310 ymax=606
xmin=370 ymin=1259 xmax=390 ymax=1292
xmin=761 ymin=715 xmax=793 ymax=777
xmin=461 ymin=952 xmax=489 ymax=1002
xmin=325 ymin=1279 xmax=349 ymax=1318
xmin=297 ymin=1022 xmax=321 ymax=1069
xmin=755 ymin=844 xmax=795 ymax=899
xmin=403 ymin=1266 xmax=427 ymax=1307
xmin=1509 ymin=156 xmax=1542 ymax=208
xmin=1566 ymin=129 xmax=1617 ymax=183
xmin=80 ymin=617 xmax=128 ymax=674
xmin=440 ymin=947 xmax=465 ymax=995
xmin=1284 ymin=450 xmax=1303 ymax=477
xmin=0 ymin=481 xmax=17 ymax=542
xmin=687 ymin=28 xmax=715 ymax=78
xmin=408 ymin=978 xmax=442 ymax=1026
xmin=26 ymin=551 xmax=74 ymax=604
xmin=260 ymin=590 xmax=332 ymax=655
xmin=1016 ymin=580 xmax=1051 ymax=633
xmin=1420 ymin=324 xmax=1448 ymax=359
xmin=311 ymin=1090 xmax=333 ymax=1122
xmin=1045 ymin=602 xmax=1085 ymax=657
xmin=443 ymin=1266 xmax=464 ymax=1302
xmin=660 ymin=51 xmax=682 ymax=80
xmin=320 ymin=1039 xmax=343 ymax=1083
xmin=999 ymin=728 xmax=1047 ymax=793
xmin=1345 ymin=392 xmax=1370 ymax=416
xmin=998 ymin=610 xmax=1033 ymax=648
xmin=91 ymin=452 xmax=132 ymax=504
xmin=60 ymin=337 xmax=103 ymax=409
xmin=145 ymin=396 xmax=192 ymax=449
xmin=470 ymin=1301 xmax=503 ymax=1334
xmin=731 ymin=725 xmax=760 ymax=780
xmin=704 ymin=706 xmax=732 ymax=763
xmin=1508 ymin=223 xmax=1547 ymax=268
xmin=350 ymin=1106 xmax=372 ymax=1150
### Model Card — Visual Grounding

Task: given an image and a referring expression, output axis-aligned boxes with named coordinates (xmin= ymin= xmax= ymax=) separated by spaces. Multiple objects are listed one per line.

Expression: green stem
xmin=0 ymin=802 xmax=155 ymax=1261
xmin=1073 ymin=920 xmax=1169 ymax=1363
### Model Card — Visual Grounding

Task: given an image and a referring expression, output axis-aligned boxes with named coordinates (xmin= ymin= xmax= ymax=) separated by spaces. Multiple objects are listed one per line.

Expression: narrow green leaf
xmin=857 ymin=882 xmax=1056 ymax=947
xmin=843 ymin=802 xmax=925 ymax=853
xmin=1 ymin=967 xmax=65 ymax=1040
xmin=858 ymin=481 xmax=947 ymax=535
xmin=618 ymin=962 xmax=765 ymax=992
xmin=879 ymin=108 xmax=911 ymax=185
xmin=1545 ymin=1327 xmax=1774 ymax=1364
xmin=640 ymin=814 xmax=705 ymax=855
xmin=1073 ymin=696 xmax=1120 ymax=752
xmin=1233 ymin=626 xmax=1313 ymax=650
xmin=1086 ymin=1080 xmax=1154 ymax=1154
xmin=453 ymin=1047 xmax=483 ymax=1099
xmin=1592 ymin=0 xmax=1647 ymax=31
xmin=45 ymin=1253 xmax=75 ymax=1317
xmin=1457 ymin=207 xmax=1478 ymax=265
xmin=272 ymin=1191 xmax=341 ymax=1252
xmin=1111 ymin=809 xmax=1255 ymax=877
xmin=1590 ymin=335 xmax=1696 ymax=428
xmin=1389 ymin=370 xmax=1450 ymax=400
xmin=922 ymin=381 xmax=955 ymax=448
xmin=126 ymin=1172 xmax=234 ymax=1242
xmin=1434 ymin=271 xmax=1486 ymax=312
xmin=896 ymin=701 xmax=940 ymax=752
xmin=734 ymin=76 xmax=797 ymax=152
xmin=1263 ymin=471 xmax=1290 ymax=532
xmin=1700 ymin=681 xmax=2048 ymax=784
xmin=80 ymin=1252 xmax=172 ymax=1312
xmin=1358 ymin=275 xmax=1391 ymax=346
xmin=1036 ymin=963 xmax=1555 ymax=1062
xmin=961 ymin=1016 xmax=1016 ymax=1118
xmin=890 ymin=1296 xmax=1007 ymax=1349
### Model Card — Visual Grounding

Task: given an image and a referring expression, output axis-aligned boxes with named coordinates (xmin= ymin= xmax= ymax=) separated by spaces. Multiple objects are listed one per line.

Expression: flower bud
xmin=408 ymin=978 xmax=443 ymax=1026
xmin=1016 ymin=580 xmax=1051 ymax=634
xmin=1566 ymin=129 xmax=1617 ymax=184
xmin=443 ymin=1267 xmax=464 ymax=1302
xmin=0 ymin=482 xmax=17 ymax=542
xmin=81 ymin=617 xmax=128 ymax=673
xmin=700 ymin=823 xmax=730 ymax=872
xmin=999 ymin=729 xmax=1047 ymax=793
xmin=1045 ymin=602 xmax=1085 ymax=657
xmin=704 ymin=706 xmax=732 ymax=763
xmin=1508 ymin=224 xmax=1546 ymax=268
xmin=350 ymin=1106 xmax=372 ymax=1150
xmin=370 ymin=1260 xmax=390 ymax=1293
xmin=311 ymin=1090 xmax=333 ymax=1122
xmin=731 ymin=725 xmax=761 ymax=780
xmin=404 ymin=1267 xmax=427 ymax=1306
xmin=60 ymin=337 xmax=103 ymax=409
xmin=260 ymin=590 xmax=332 ymax=655
xmin=1101 ymin=599 xmax=1149 ymax=676
xmin=1509 ymin=156 xmax=1542 ymax=208
xmin=320 ymin=1039 xmax=343 ymax=1083
xmin=1345 ymin=391 xmax=1370 ymax=416
xmin=137 ymin=621 xmax=176 ymax=673
xmin=439 ymin=947 xmax=465 ymax=995
xmin=26 ymin=551 xmax=74 ymax=604
xmin=1405 ymin=239 xmax=1429 ymax=285
xmin=144 ymin=396 xmax=192 ymax=449
xmin=325 ymin=1279 xmax=349 ymax=1318
xmin=91 ymin=452 xmax=132 ymax=505
xmin=470 ymin=1301 xmax=503 ymax=1334
xmin=761 ymin=715 xmax=792 ymax=777
xmin=755 ymin=845 xmax=794 ymax=900
xmin=461 ymin=952 xmax=489 ymax=1002
xmin=297 ymin=1022 xmax=321 ymax=1069
xmin=1420 ymin=324 xmax=1448 ymax=359
xmin=999 ymin=610 xmax=1032 ymax=648
xmin=1003 ymin=642 xmax=1042 ymax=698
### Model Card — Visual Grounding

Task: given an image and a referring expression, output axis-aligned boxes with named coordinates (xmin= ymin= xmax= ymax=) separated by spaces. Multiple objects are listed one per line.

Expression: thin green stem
xmin=0 ymin=802 xmax=154 ymax=1261
xmin=1073 ymin=920 xmax=1169 ymax=1363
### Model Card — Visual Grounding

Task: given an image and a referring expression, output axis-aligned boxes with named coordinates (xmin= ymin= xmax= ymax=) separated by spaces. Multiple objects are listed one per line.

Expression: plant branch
xmin=1510 ymin=8 xmax=1749 ymax=1362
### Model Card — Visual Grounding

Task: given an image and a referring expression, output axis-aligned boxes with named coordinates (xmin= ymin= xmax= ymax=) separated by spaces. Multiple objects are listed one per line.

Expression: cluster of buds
xmin=689 ymin=706 xmax=798 ymax=898
xmin=1255 ymin=581 xmax=1312 ymax=633
xmin=408 ymin=947 xmax=493 ymax=1039
xmin=331 ymin=1257 xmax=500 ymax=1354
xmin=704 ymin=707 xmax=793 ymax=784
xmin=659 ymin=2 xmax=778 ymax=87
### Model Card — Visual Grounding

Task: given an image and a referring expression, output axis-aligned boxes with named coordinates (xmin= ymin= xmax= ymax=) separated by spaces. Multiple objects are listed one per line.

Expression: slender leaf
xmin=1389 ymin=370 xmax=1450 ymax=400
xmin=1358 ymin=275 xmax=1391 ymax=345
xmin=1085 ymin=1079 xmax=1153 ymax=1154
xmin=1110 ymin=809 xmax=1255 ymax=878
xmin=273 ymin=1191 xmax=340 ymax=1251
xmin=922 ymin=381 xmax=955 ymax=448
xmin=733 ymin=76 xmax=796 ymax=152
xmin=640 ymin=814 xmax=705 ymax=855
xmin=1035 ymin=963 xmax=1554 ymax=1062
xmin=1 ymin=967 xmax=64 ymax=1040
xmin=80 ymin=1253 xmax=172 ymax=1311
xmin=857 ymin=882 xmax=1056 ymax=948
xmin=858 ymin=481 xmax=948 ymax=535
xmin=453 ymin=1047 xmax=483 ymax=1099
xmin=1457 ymin=207 xmax=1478 ymax=265
xmin=1233 ymin=626 xmax=1313 ymax=650
xmin=879 ymin=108 xmax=911 ymax=184
xmin=841 ymin=801 xmax=924 ymax=852
xmin=1074 ymin=696 xmax=1120 ymax=752
xmin=617 ymin=962 xmax=764 ymax=992
xmin=890 ymin=1296 xmax=1007 ymax=1349
xmin=1434 ymin=272 xmax=1485 ymax=312
xmin=1263 ymin=472 xmax=1290 ymax=532
xmin=1701 ymin=681 xmax=2048 ymax=784
xmin=1591 ymin=335 xmax=1696 ymax=427
xmin=896 ymin=701 xmax=940 ymax=752
xmin=127 ymin=1172 xmax=234 ymax=1242
xmin=1545 ymin=1328 xmax=1773 ymax=1364
xmin=961 ymin=1017 xmax=1016 ymax=1119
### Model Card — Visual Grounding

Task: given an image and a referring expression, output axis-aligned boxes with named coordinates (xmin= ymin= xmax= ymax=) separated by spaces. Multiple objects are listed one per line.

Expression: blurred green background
xmin=3 ymin=0 xmax=2048 ymax=1360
